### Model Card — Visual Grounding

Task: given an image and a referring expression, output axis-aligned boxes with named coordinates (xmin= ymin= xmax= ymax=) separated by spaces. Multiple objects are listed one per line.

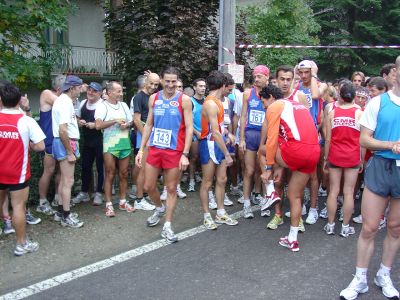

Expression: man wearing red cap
xmin=239 ymin=65 xmax=269 ymax=218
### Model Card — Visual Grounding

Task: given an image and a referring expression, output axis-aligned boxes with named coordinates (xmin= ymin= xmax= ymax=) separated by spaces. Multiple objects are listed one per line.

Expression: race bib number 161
xmin=249 ymin=110 xmax=265 ymax=126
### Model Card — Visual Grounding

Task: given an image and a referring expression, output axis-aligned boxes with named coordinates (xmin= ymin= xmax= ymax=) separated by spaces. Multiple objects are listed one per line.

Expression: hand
xmin=273 ymin=167 xmax=284 ymax=183
xmin=228 ymin=133 xmax=236 ymax=145
xmin=135 ymin=152 xmax=143 ymax=168
xmin=392 ymin=142 xmax=400 ymax=154
xmin=239 ymin=140 xmax=246 ymax=153
xmin=323 ymin=161 xmax=329 ymax=174
xmin=86 ymin=122 xmax=96 ymax=129
xmin=358 ymin=163 xmax=364 ymax=174
xmin=120 ymin=122 xmax=129 ymax=130
xmin=67 ymin=153 xmax=76 ymax=163
xmin=179 ymin=155 xmax=190 ymax=171
xmin=260 ymin=170 xmax=272 ymax=184
xmin=225 ymin=154 xmax=233 ymax=166
xmin=143 ymin=70 xmax=152 ymax=77
xmin=79 ymin=119 xmax=87 ymax=126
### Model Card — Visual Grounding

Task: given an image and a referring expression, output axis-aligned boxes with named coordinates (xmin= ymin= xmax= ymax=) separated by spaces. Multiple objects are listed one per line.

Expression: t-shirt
xmin=0 ymin=109 xmax=45 ymax=184
xmin=360 ymin=90 xmax=400 ymax=131
xmin=94 ymin=100 xmax=132 ymax=152
xmin=52 ymin=93 xmax=80 ymax=139
xmin=133 ymin=91 xmax=150 ymax=123
xmin=232 ymin=88 xmax=243 ymax=117
xmin=76 ymin=98 xmax=102 ymax=117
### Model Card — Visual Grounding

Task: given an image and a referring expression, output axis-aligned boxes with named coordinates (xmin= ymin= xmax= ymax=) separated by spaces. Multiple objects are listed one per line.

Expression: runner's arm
xmin=239 ymin=89 xmax=250 ymax=143
xmin=181 ymin=95 xmax=193 ymax=153
xmin=265 ymin=101 xmax=284 ymax=166
xmin=138 ymin=94 xmax=155 ymax=152
xmin=324 ymin=110 xmax=334 ymax=160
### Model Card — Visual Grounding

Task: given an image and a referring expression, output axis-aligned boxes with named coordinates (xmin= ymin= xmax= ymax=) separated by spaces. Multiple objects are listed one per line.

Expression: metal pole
xmin=218 ymin=0 xmax=236 ymax=71
xmin=218 ymin=0 xmax=224 ymax=70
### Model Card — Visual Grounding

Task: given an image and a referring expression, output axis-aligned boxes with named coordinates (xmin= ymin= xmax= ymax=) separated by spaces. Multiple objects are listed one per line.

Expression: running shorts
xmin=280 ymin=141 xmax=320 ymax=174
xmin=199 ymin=139 xmax=225 ymax=165
xmin=146 ymin=146 xmax=182 ymax=169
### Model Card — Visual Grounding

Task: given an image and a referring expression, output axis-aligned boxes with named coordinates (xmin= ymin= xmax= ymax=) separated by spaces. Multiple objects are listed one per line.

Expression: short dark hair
xmin=206 ymin=70 xmax=225 ymax=91
xmin=0 ymin=83 xmax=22 ymax=108
xmin=161 ymin=66 xmax=180 ymax=79
xmin=192 ymin=78 xmax=206 ymax=87
xmin=367 ymin=76 xmax=388 ymax=92
xmin=259 ymin=84 xmax=284 ymax=100
xmin=223 ymin=73 xmax=235 ymax=86
xmin=340 ymin=82 xmax=356 ymax=103
xmin=275 ymin=65 xmax=294 ymax=78
xmin=380 ymin=63 xmax=396 ymax=77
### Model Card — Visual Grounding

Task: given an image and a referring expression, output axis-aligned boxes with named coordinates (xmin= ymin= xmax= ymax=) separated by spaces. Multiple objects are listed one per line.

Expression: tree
xmin=104 ymin=0 xmax=219 ymax=85
xmin=0 ymin=1 xmax=74 ymax=88
xmin=239 ymin=0 xmax=320 ymax=72
xmin=310 ymin=0 xmax=400 ymax=79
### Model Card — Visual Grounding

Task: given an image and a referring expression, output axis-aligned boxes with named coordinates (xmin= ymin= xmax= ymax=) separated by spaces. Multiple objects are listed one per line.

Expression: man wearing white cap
xmin=239 ymin=65 xmax=270 ymax=219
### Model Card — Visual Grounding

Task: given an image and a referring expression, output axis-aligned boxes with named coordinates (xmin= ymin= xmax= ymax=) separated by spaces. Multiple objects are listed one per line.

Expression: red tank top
xmin=328 ymin=106 xmax=361 ymax=167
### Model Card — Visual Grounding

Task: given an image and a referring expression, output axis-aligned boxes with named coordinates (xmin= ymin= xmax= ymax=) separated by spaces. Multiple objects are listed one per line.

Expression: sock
xmin=204 ymin=212 xmax=211 ymax=219
xmin=309 ymin=207 xmax=318 ymax=214
xmin=217 ymin=209 xmax=226 ymax=217
xmin=342 ymin=223 xmax=349 ymax=229
xmin=328 ymin=222 xmax=335 ymax=227
xmin=156 ymin=205 xmax=166 ymax=213
xmin=177 ymin=184 xmax=181 ymax=190
xmin=119 ymin=199 xmax=126 ymax=205
xmin=288 ymin=226 xmax=298 ymax=242
xmin=136 ymin=197 xmax=143 ymax=203
xmin=266 ymin=180 xmax=275 ymax=196
xmin=378 ymin=263 xmax=391 ymax=276
xmin=164 ymin=221 xmax=171 ymax=228
xmin=355 ymin=267 xmax=368 ymax=281
xmin=243 ymin=199 xmax=251 ymax=208
xmin=39 ymin=198 xmax=48 ymax=206
xmin=275 ymin=213 xmax=282 ymax=217
xmin=106 ymin=201 xmax=113 ymax=207
xmin=63 ymin=209 xmax=70 ymax=219
xmin=58 ymin=204 xmax=63 ymax=214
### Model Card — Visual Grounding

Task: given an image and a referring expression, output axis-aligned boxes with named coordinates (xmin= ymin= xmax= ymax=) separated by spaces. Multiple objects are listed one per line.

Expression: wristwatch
xmin=264 ymin=165 xmax=273 ymax=171
xmin=182 ymin=152 xmax=190 ymax=158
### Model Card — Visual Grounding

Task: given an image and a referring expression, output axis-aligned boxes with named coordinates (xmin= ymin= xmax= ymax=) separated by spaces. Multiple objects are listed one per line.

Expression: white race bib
xmin=396 ymin=160 xmax=400 ymax=167
xmin=249 ymin=110 xmax=265 ymax=126
xmin=153 ymin=128 xmax=172 ymax=148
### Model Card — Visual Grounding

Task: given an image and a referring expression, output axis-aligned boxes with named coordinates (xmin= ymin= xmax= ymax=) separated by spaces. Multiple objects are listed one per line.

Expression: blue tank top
xmin=149 ymin=91 xmax=185 ymax=151
xmin=374 ymin=92 xmax=400 ymax=160
xmin=245 ymin=87 xmax=265 ymax=131
xmin=191 ymin=96 xmax=203 ymax=133
xmin=39 ymin=110 xmax=53 ymax=147
xmin=298 ymin=82 xmax=320 ymax=126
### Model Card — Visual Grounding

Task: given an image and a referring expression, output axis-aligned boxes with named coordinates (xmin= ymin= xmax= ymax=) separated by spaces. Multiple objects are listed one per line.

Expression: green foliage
xmin=239 ymin=0 xmax=320 ymax=72
xmin=0 ymin=0 xmax=75 ymax=88
xmin=104 ymin=0 xmax=219 ymax=84
xmin=310 ymin=0 xmax=400 ymax=79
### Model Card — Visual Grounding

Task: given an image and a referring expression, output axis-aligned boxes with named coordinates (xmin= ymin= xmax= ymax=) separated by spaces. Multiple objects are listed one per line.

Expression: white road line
xmin=0 ymin=207 xmax=259 ymax=300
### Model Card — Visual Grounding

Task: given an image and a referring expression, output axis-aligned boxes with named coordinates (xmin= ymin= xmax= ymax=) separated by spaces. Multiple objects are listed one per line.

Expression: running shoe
xmin=237 ymin=196 xmax=245 ymax=204
xmin=195 ymin=172 xmax=202 ymax=183
xmin=215 ymin=213 xmax=238 ymax=225
xmin=279 ymin=236 xmax=299 ymax=252
xmin=160 ymin=186 xmax=168 ymax=201
xmin=251 ymin=193 xmax=263 ymax=205
xmin=93 ymin=192 xmax=103 ymax=206
xmin=267 ymin=215 xmax=283 ymax=230
xmin=374 ymin=273 xmax=400 ymax=299
xmin=353 ymin=214 xmax=362 ymax=224
xmin=379 ymin=217 xmax=387 ymax=230
xmin=187 ymin=180 xmax=195 ymax=192
xmin=299 ymin=218 xmax=305 ymax=233
xmin=26 ymin=210 xmax=41 ymax=225
xmin=134 ymin=198 xmax=155 ymax=211
xmin=177 ymin=185 xmax=187 ymax=199
xmin=119 ymin=201 xmax=135 ymax=212
xmin=147 ymin=209 xmax=165 ymax=227
xmin=262 ymin=191 xmax=281 ymax=211
xmin=161 ymin=226 xmax=178 ymax=243
xmin=203 ymin=215 xmax=217 ymax=230
xmin=261 ymin=209 xmax=271 ymax=217
xmin=230 ymin=185 xmax=243 ymax=197
xmin=54 ymin=211 xmax=79 ymax=222
xmin=209 ymin=192 xmax=217 ymax=210
xmin=339 ymin=207 xmax=344 ymax=222
xmin=319 ymin=206 xmax=328 ymax=219
xmin=36 ymin=201 xmax=56 ymax=215
xmin=318 ymin=186 xmax=327 ymax=197
xmin=285 ymin=204 xmax=307 ymax=218
xmin=224 ymin=193 xmax=233 ymax=206
xmin=3 ymin=217 xmax=15 ymax=234
xmin=105 ymin=204 xmax=116 ymax=217
xmin=72 ymin=192 xmax=90 ymax=204
xmin=340 ymin=225 xmax=355 ymax=238
xmin=14 ymin=239 xmax=39 ymax=256
xmin=340 ymin=276 xmax=368 ymax=300
xmin=51 ymin=194 xmax=59 ymax=207
xmin=243 ymin=205 xmax=254 ymax=219
xmin=324 ymin=223 xmax=335 ymax=235
xmin=305 ymin=209 xmax=319 ymax=225
xmin=61 ymin=215 xmax=84 ymax=228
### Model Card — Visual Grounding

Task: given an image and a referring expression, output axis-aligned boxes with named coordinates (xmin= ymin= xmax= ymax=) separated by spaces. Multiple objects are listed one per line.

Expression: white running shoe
xmin=160 ymin=186 xmax=168 ymax=201
xmin=324 ymin=223 xmax=335 ymax=235
xmin=318 ymin=186 xmax=327 ymax=197
xmin=187 ymin=180 xmax=195 ymax=192
xmin=209 ymin=192 xmax=217 ymax=210
xmin=261 ymin=209 xmax=271 ymax=217
xmin=340 ymin=276 xmax=368 ymax=300
xmin=224 ymin=193 xmax=233 ymax=206
xmin=230 ymin=185 xmax=243 ymax=197
xmin=379 ymin=217 xmax=387 ymax=230
xmin=243 ymin=205 xmax=254 ymax=219
xmin=72 ymin=192 xmax=90 ymax=204
xmin=93 ymin=192 xmax=103 ymax=206
xmin=319 ymin=206 xmax=328 ymax=219
xmin=285 ymin=204 xmax=307 ymax=218
xmin=339 ymin=207 xmax=344 ymax=222
xmin=262 ymin=191 xmax=280 ymax=211
xmin=305 ymin=209 xmax=319 ymax=225
xmin=134 ymin=198 xmax=156 ymax=211
xmin=353 ymin=214 xmax=362 ymax=224
xmin=340 ymin=225 xmax=355 ymax=238
xmin=374 ymin=273 xmax=400 ymax=299
xmin=237 ymin=196 xmax=245 ymax=204
xmin=177 ymin=185 xmax=187 ymax=199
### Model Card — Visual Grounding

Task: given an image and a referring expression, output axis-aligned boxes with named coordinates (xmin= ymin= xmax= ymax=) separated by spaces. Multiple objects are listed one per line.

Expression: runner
xmin=199 ymin=70 xmax=238 ymax=230
xmin=340 ymin=57 xmax=400 ymax=300
xmin=259 ymin=85 xmax=320 ymax=252
xmin=135 ymin=66 xmax=193 ymax=243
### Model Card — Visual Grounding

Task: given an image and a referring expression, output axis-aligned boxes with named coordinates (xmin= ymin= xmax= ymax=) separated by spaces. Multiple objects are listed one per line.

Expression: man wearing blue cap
xmin=52 ymin=75 xmax=84 ymax=228
xmin=73 ymin=82 xmax=104 ymax=206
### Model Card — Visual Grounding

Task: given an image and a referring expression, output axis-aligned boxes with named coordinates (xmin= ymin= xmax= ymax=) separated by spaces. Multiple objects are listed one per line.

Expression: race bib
xmin=249 ymin=110 xmax=265 ymax=126
xmin=152 ymin=128 xmax=172 ymax=148
xmin=396 ymin=160 xmax=400 ymax=167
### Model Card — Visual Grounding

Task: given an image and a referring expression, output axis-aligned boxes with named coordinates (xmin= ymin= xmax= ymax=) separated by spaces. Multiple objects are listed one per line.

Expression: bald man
xmin=132 ymin=73 xmax=160 ymax=210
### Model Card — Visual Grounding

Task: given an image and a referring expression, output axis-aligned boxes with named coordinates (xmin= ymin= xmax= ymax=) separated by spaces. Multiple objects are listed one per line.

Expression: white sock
xmin=265 ymin=180 xmax=275 ymax=196
xmin=204 ymin=212 xmax=211 ymax=219
xmin=39 ymin=198 xmax=48 ymax=206
xmin=288 ymin=226 xmax=298 ymax=242
xmin=217 ymin=209 xmax=226 ymax=217
xmin=243 ymin=199 xmax=251 ymax=207
xmin=106 ymin=201 xmax=113 ymax=207
xmin=156 ymin=205 xmax=166 ymax=213
xmin=177 ymin=184 xmax=181 ymax=190
xmin=164 ymin=221 xmax=171 ymax=228
xmin=356 ymin=267 xmax=368 ymax=281
xmin=309 ymin=207 xmax=318 ymax=214
xmin=378 ymin=263 xmax=391 ymax=276
xmin=119 ymin=199 xmax=126 ymax=205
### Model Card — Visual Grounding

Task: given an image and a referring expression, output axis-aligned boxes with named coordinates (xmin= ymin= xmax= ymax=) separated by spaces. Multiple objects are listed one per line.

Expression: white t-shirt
xmin=52 ymin=93 xmax=80 ymax=139
xmin=360 ymin=90 xmax=400 ymax=131
xmin=232 ymin=88 xmax=243 ymax=117
xmin=76 ymin=98 xmax=103 ymax=118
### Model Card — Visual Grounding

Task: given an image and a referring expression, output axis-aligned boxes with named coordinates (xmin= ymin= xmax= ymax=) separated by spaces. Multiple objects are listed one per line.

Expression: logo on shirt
xmin=249 ymin=99 xmax=259 ymax=108
xmin=170 ymin=101 xmax=179 ymax=107
xmin=0 ymin=131 xmax=19 ymax=139
xmin=332 ymin=117 xmax=358 ymax=130
xmin=155 ymin=100 xmax=163 ymax=106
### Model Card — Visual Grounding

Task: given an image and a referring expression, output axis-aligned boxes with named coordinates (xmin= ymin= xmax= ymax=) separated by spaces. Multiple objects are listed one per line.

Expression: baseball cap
xmin=298 ymin=60 xmax=313 ymax=69
xmin=88 ymin=82 xmax=102 ymax=92
xmin=61 ymin=75 xmax=83 ymax=92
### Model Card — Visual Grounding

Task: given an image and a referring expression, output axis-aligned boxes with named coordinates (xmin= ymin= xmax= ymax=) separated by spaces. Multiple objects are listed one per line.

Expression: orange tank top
xmin=200 ymin=95 xmax=224 ymax=140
